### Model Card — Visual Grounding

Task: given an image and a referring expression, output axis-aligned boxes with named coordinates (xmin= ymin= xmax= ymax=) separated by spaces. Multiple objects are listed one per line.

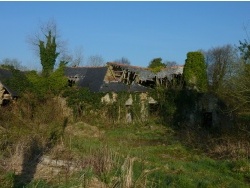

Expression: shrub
xmin=26 ymin=65 xmax=68 ymax=99
xmin=1 ymin=67 xmax=31 ymax=96
xmin=63 ymin=87 xmax=104 ymax=120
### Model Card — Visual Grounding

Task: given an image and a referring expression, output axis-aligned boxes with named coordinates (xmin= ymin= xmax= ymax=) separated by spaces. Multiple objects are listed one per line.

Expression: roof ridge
xmin=159 ymin=66 xmax=184 ymax=70
xmin=68 ymin=66 xmax=106 ymax=68
xmin=107 ymin=62 xmax=148 ymax=70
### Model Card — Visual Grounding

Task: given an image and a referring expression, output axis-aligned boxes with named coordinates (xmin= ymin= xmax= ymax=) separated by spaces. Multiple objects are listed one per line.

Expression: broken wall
xmin=173 ymin=90 xmax=233 ymax=130
xmin=101 ymin=92 xmax=157 ymax=124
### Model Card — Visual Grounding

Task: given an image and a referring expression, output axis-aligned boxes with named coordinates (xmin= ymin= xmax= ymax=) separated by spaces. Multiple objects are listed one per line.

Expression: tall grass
xmin=0 ymin=92 xmax=69 ymax=187
xmin=1 ymin=89 xmax=250 ymax=187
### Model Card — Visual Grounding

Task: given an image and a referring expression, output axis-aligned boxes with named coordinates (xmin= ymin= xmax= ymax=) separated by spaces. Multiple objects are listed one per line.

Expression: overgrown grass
xmin=1 ymin=97 xmax=250 ymax=187
xmin=60 ymin=122 xmax=250 ymax=187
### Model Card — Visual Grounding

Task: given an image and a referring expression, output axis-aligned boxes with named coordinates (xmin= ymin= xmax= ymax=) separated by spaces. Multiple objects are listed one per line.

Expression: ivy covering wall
xmin=105 ymin=92 xmax=145 ymax=123
xmin=183 ymin=52 xmax=208 ymax=92
xmin=63 ymin=89 xmax=150 ymax=124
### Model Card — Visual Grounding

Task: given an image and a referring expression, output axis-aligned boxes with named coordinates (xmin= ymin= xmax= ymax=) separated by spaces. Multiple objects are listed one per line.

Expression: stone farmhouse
xmin=65 ymin=62 xmax=184 ymax=92
xmin=0 ymin=63 xmax=226 ymax=127
xmin=0 ymin=62 xmax=184 ymax=107
xmin=64 ymin=62 xmax=184 ymax=122
xmin=64 ymin=62 xmax=230 ymax=127
xmin=0 ymin=62 xmax=183 ymax=122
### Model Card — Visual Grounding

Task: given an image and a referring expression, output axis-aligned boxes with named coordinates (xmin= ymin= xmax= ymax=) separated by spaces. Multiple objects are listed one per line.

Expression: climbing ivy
xmin=25 ymin=64 xmax=68 ymax=100
xmin=183 ymin=52 xmax=208 ymax=92
xmin=39 ymin=30 xmax=59 ymax=77
xmin=62 ymin=88 xmax=104 ymax=120
xmin=102 ymin=92 xmax=144 ymax=124
xmin=63 ymin=89 xmax=149 ymax=124
xmin=149 ymin=87 xmax=177 ymax=124
xmin=105 ymin=92 xmax=129 ymax=123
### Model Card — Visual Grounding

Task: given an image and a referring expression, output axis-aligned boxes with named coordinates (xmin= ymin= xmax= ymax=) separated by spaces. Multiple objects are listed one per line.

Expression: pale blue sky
xmin=0 ymin=1 xmax=250 ymax=70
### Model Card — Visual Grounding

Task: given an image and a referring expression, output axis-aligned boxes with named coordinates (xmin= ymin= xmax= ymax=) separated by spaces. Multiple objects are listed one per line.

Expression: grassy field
xmin=2 ymin=119 xmax=247 ymax=188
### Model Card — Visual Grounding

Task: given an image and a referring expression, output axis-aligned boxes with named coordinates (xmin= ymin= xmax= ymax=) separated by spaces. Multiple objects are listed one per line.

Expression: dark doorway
xmin=149 ymin=103 xmax=159 ymax=116
xmin=203 ymin=112 xmax=212 ymax=128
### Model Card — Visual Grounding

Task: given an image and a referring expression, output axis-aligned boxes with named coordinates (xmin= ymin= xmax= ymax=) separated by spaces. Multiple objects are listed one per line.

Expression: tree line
xmin=1 ymin=19 xmax=250 ymax=118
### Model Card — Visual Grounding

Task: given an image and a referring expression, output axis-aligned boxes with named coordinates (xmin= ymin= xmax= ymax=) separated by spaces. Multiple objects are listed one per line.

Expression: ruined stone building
xmin=105 ymin=62 xmax=184 ymax=89
xmin=0 ymin=61 xmax=231 ymax=126
xmin=65 ymin=62 xmax=184 ymax=91
xmin=64 ymin=62 xmax=183 ymax=122
xmin=0 ymin=62 xmax=184 ymax=121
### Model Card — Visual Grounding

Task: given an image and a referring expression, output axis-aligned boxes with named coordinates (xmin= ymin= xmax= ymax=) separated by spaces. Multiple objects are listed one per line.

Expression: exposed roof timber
xmin=65 ymin=62 xmax=184 ymax=93
xmin=107 ymin=62 xmax=184 ymax=81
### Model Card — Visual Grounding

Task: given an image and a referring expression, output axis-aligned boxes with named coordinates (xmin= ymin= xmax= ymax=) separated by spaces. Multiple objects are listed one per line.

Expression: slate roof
xmin=129 ymin=83 xmax=149 ymax=92
xmin=107 ymin=62 xmax=183 ymax=81
xmin=100 ymin=82 xmax=129 ymax=93
xmin=156 ymin=66 xmax=183 ymax=80
xmin=138 ymin=70 xmax=155 ymax=81
xmin=107 ymin=62 xmax=155 ymax=81
xmin=78 ymin=67 xmax=108 ymax=92
xmin=100 ymin=82 xmax=149 ymax=93
xmin=65 ymin=66 xmax=149 ymax=93
xmin=64 ymin=67 xmax=88 ymax=78
xmin=65 ymin=63 xmax=183 ymax=93
xmin=0 ymin=68 xmax=12 ymax=80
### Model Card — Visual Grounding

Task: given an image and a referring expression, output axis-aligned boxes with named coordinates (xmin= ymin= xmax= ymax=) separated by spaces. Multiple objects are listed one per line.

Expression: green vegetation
xmin=1 ymin=77 xmax=250 ymax=187
xmin=26 ymin=64 xmax=68 ymax=98
xmin=148 ymin=58 xmax=166 ymax=73
xmin=39 ymin=30 xmax=59 ymax=77
xmin=1 ymin=19 xmax=250 ymax=188
xmin=2 ymin=114 xmax=250 ymax=187
xmin=1 ymin=66 xmax=31 ymax=95
xmin=205 ymin=44 xmax=238 ymax=92
xmin=239 ymin=39 xmax=250 ymax=63
xmin=1 ymin=56 xmax=250 ymax=187
xmin=183 ymin=52 xmax=208 ymax=92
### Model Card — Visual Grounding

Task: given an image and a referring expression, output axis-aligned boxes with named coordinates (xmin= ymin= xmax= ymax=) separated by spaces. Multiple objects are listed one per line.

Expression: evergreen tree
xmin=148 ymin=58 xmax=166 ymax=73
xmin=148 ymin=58 xmax=165 ymax=69
xmin=183 ymin=52 xmax=208 ymax=92
xmin=39 ymin=30 xmax=59 ymax=77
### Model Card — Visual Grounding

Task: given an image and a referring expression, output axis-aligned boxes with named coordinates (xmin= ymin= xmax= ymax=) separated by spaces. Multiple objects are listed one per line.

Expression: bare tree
xmin=221 ymin=63 xmax=250 ymax=113
xmin=87 ymin=55 xmax=105 ymax=67
xmin=164 ymin=60 xmax=177 ymax=68
xmin=28 ymin=19 xmax=57 ymax=54
xmin=59 ymin=53 xmax=73 ymax=66
xmin=205 ymin=44 xmax=239 ymax=91
xmin=59 ymin=46 xmax=84 ymax=67
xmin=27 ymin=19 xmax=66 ymax=74
xmin=0 ymin=58 xmax=27 ymax=71
xmin=71 ymin=46 xmax=84 ymax=66
xmin=211 ymin=24 xmax=250 ymax=115
xmin=115 ymin=57 xmax=131 ymax=65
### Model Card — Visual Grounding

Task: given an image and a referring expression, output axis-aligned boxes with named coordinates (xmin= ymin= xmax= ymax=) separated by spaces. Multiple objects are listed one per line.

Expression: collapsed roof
xmin=65 ymin=62 xmax=184 ymax=93
xmin=107 ymin=62 xmax=155 ymax=82
xmin=64 ymin=66 xmax=149 ymax=93
xmin=107 ymin=62 xmax=183 ymax=81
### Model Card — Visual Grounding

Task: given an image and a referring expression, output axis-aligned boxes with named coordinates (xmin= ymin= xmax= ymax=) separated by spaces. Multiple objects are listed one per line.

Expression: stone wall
xmin=177 ymin=92 xmax=233 ymax=129
xmin=0 ymin=82 xmax=12 ymax=105
xmin=101 ymin=92 xmax=157 ymax=123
